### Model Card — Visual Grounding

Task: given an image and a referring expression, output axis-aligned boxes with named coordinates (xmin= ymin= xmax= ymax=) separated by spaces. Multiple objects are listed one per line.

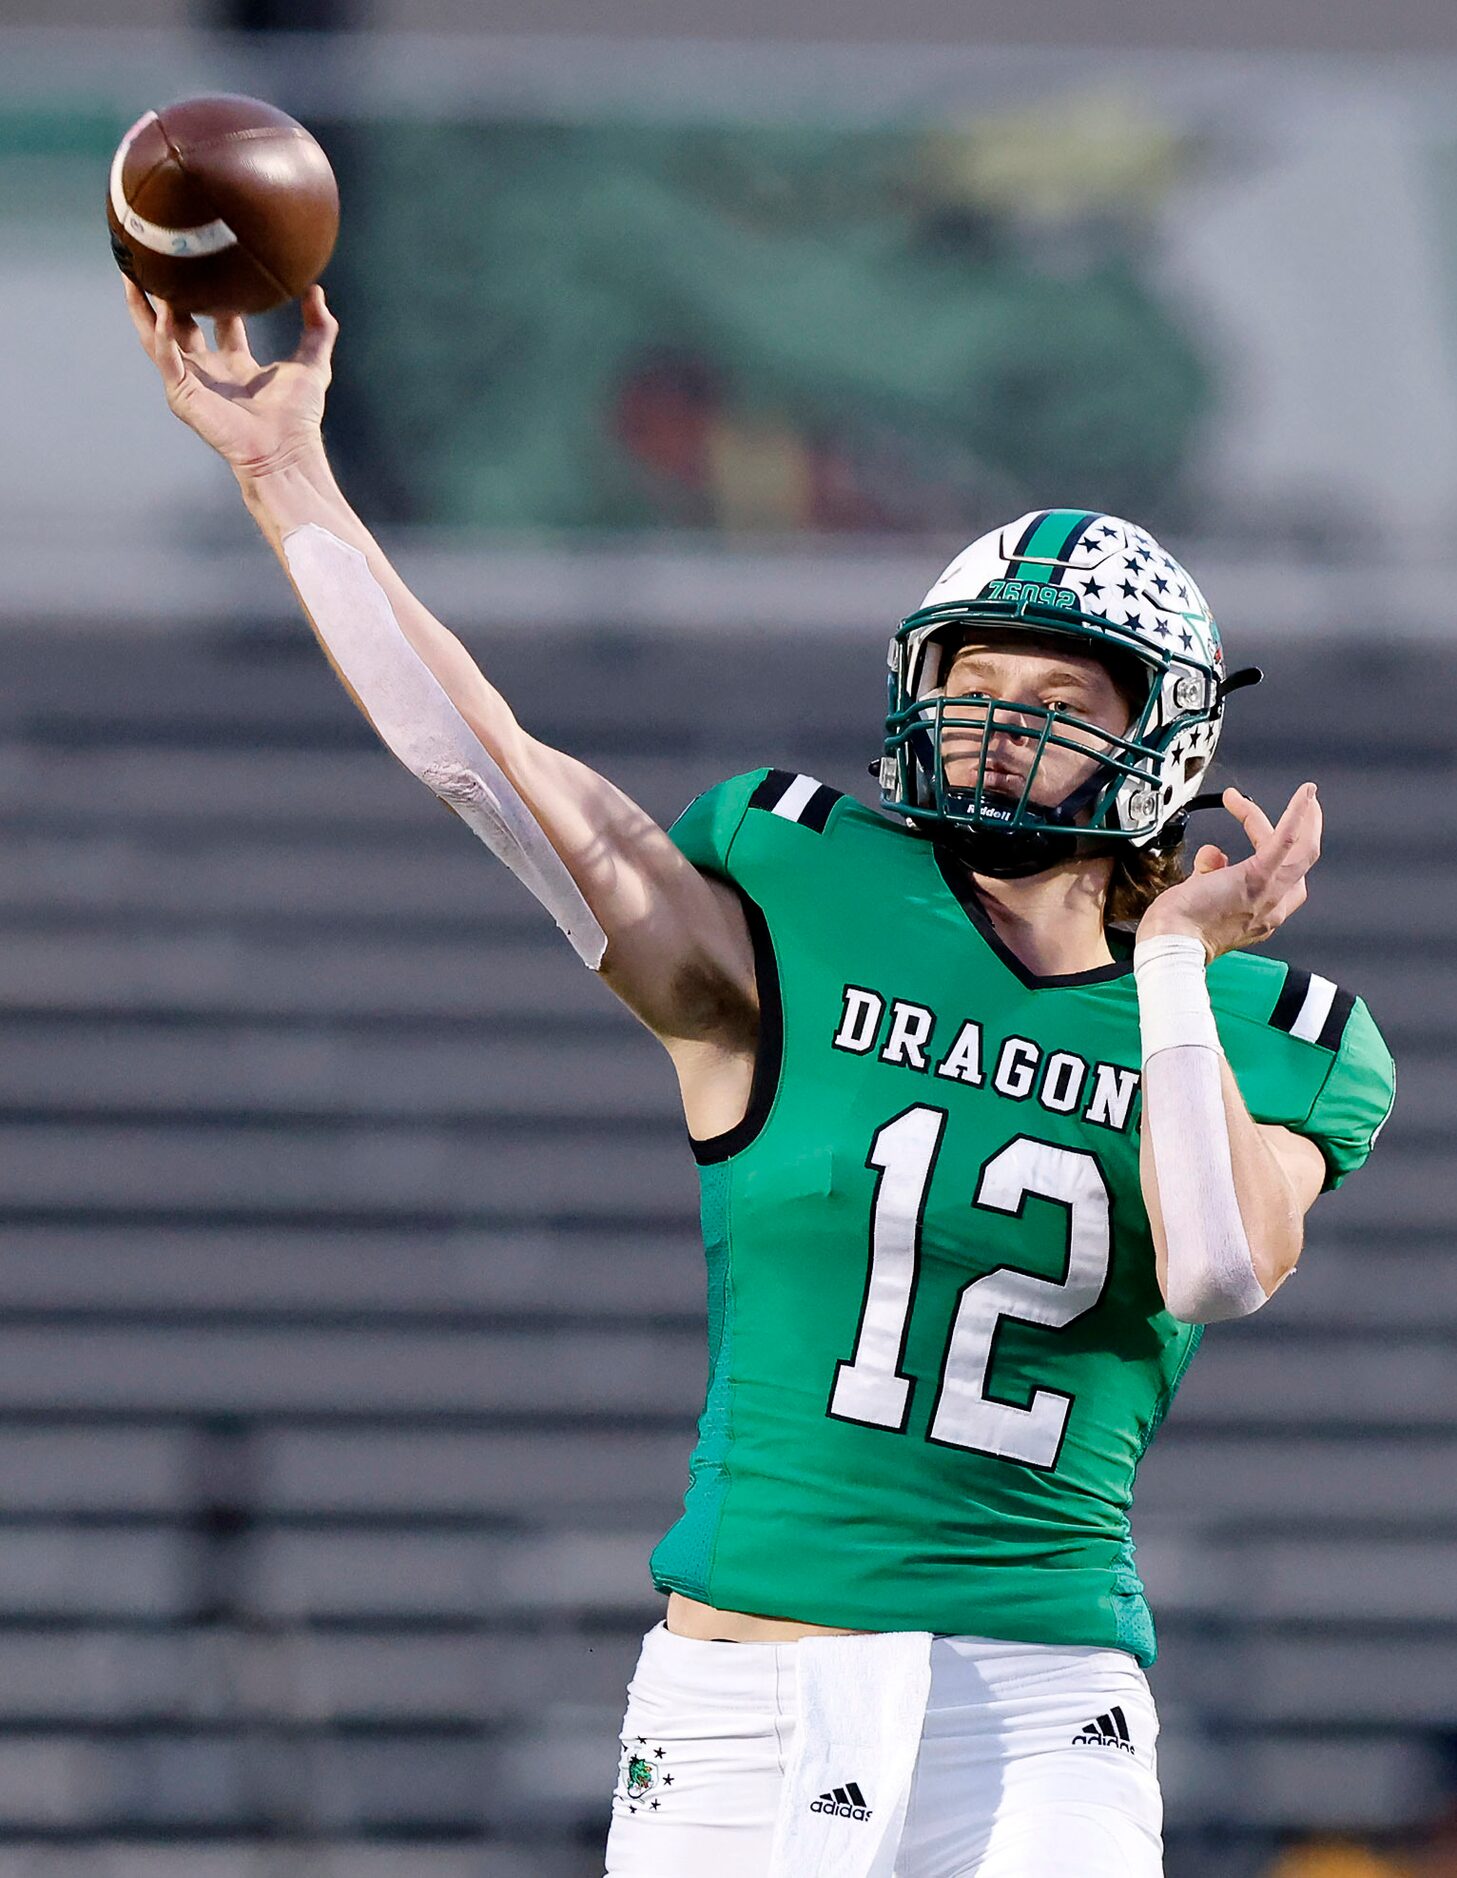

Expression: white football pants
xmin=605 ymin=1622 xmax=1163 ymax=1878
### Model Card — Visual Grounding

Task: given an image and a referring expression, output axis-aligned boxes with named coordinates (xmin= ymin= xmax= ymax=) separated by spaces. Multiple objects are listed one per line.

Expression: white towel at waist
xmin=767 ymin=1629 xmax=932 ymax=1878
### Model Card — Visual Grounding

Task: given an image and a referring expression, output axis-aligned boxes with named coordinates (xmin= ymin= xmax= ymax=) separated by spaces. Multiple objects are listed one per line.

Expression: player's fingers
xmin=1243 ymin=832 xmax=1317 ymax=938
xmin=212 ymin=312 xmax=254 ymax=360
xmin=148 ymin=300 xmax=189 ymax=394
xmin=158 ymin=300 xmax=206 ymax=359
xmin=294 ymin=285 xmax=338 ymax=373
xmin=122 ymin=278 xmax=158 ymax=351
xmin=1258 ymin=783 xmax=1322 ymax=887
xmin=1192 ymin=844 xmax=1229 ymax=874
xmin=1270 ymin=779 xmax=1319 ymax=836
xmin=156 ymin=300 xmax=201 ymax=365
xmin=125 ymin=282 xmax=182 ymax=392
xmin=1265 ymin=878 xmax=1310 ymax=933
xmin=1222 ymin=786 xmax=1276 ymax=850
xmin=1291 ymin=784 xmax=1323 ymax=867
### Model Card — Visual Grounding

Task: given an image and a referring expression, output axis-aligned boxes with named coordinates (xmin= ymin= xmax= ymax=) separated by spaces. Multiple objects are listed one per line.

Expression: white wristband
xmin=1134 ymin=933 xmax=1220 ymax=1062
xmin=1133 ymin=932 xmax=1265 ymax=1323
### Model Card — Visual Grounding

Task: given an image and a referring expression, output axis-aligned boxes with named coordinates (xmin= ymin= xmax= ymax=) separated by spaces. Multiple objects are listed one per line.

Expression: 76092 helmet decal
xmin=881 ymin=509 xmax=1226 ymax=875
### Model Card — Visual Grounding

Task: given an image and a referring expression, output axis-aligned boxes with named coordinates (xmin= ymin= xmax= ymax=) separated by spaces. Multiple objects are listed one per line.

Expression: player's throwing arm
xmin=122 ymin=283 xmax=763 ymax=1138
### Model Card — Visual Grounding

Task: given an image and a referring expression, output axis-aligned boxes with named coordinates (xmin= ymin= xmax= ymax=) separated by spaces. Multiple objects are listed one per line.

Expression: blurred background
xmin=0 ymin=0 xmax=1453 ymax=1872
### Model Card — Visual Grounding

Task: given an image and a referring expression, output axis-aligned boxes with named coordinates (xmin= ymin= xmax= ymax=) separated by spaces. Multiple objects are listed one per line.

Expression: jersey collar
xmin=932 ymin=846 xmax=1134 ymax=990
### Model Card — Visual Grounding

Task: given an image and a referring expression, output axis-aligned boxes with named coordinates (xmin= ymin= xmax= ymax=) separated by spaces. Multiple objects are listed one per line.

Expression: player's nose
xmin=986 ymin=700 xmax=1042 ymax=744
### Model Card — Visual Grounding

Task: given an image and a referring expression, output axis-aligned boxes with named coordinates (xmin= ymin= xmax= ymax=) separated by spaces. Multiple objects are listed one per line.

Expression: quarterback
xmin=126 ymin=283 xmax=1394 ymax=1878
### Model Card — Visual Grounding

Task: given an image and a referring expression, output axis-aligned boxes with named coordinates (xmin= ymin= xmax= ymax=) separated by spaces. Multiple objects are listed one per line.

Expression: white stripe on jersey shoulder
xmin=772 ymin=773 xmax=822 ymax=821
xmin=748 ymin=769 xmax=843 ymax=832
xmin=1269 ymin=964 xmax=1356 ymax=1052
xmin=1288 ymin=972 xmax=1338 ymax=1045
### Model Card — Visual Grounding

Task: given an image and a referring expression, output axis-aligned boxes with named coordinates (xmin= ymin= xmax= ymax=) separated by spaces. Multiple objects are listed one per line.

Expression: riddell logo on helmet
xmin=983 ymin=579 xmax=1076 ymax=610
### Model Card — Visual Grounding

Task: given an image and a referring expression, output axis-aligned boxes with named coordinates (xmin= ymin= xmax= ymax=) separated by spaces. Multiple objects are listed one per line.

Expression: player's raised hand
xmin=123 ymin=280 xmax=338 ymax=480
xmin=1137 ymin=782 xmax=1322 ymax=962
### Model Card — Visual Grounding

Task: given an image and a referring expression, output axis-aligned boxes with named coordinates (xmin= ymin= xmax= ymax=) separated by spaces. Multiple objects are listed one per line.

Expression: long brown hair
xmin=1106 ymin=841 xmax=1187 ymax=929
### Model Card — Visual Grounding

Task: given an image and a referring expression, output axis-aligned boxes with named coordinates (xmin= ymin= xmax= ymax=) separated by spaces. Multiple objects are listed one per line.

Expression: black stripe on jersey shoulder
xmin=747 ymin=769 xmax=843 ymax=832
xmin=798 ymin=783 xmax=840 ymax=832
xmin=749 ymin=768 xmax=797 ymax=812
xmin=1317 ymin=986 xmax=1357 ymax=1052
xmin=689 ymin=887 xmax=783 ymax=1167
xmin=1269 ymin=965 xmax=1311 ymax=1035
xmin=1268 ymin=963 xmax=1357 ymax=1052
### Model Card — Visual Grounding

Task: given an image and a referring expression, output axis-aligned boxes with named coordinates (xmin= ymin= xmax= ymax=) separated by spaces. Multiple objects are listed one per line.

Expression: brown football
xmin=107 ymin=94 xmax=338 ymax=316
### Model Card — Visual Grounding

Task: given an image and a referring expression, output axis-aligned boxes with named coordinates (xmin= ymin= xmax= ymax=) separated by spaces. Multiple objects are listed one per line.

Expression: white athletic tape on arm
xmin=283 ymin=524 xmax=607 ymax=969
xmin=1134 ymin=934 xmax=1267 ymax=1323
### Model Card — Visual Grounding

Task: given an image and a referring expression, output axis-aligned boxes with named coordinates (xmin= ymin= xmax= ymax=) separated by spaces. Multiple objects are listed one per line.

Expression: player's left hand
xmin=1136 ymin=782 xmax=1321 ymax=962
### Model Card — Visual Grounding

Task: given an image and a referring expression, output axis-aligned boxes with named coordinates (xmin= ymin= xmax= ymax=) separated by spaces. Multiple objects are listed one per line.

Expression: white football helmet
xmin=880 ymin=507 xmax=1252 ymax=877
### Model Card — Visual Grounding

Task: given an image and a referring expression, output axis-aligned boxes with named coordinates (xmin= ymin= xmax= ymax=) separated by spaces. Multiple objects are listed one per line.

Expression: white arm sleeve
xmin=1135 ymin=933 xmax=1267 ymax=1324
xmin=282 ymin=523 xmax=607 ymax=969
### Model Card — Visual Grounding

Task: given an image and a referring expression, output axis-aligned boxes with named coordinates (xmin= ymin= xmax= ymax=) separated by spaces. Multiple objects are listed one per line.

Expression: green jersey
xmin=649 ymin=770 xmax=1395 ymax=1663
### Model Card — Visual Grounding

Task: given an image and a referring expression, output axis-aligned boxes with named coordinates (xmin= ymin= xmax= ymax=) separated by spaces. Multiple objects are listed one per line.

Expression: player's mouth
xmin=979 ymin=762 xmax=1029 ymax=793
xmin=943 ymin=758 xmax=1030 ymax=795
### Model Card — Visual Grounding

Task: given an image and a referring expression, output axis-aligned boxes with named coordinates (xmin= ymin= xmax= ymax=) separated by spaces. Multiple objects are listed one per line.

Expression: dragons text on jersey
xmin=831 ymin=986 xmax=1142 ymax=1134
xmin=650 ymin=770 xmax=1395 ymax=1662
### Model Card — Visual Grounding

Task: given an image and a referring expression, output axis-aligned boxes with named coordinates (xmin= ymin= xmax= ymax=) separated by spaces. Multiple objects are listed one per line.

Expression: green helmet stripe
xmin=1046 ymin=510 xmax=1099 ymax=580
xmin=1009 ymin=510 xmax=1051 ymax=562
xmin=1011 ymin=508 xmax=1096 ymax=584
xmin=1006 ymin=510 xmax=1051 ymax=574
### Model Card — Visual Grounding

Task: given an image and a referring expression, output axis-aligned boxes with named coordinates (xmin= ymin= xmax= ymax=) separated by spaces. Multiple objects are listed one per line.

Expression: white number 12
xmin=828 ymin=1107 xmax=1112 ymax=1470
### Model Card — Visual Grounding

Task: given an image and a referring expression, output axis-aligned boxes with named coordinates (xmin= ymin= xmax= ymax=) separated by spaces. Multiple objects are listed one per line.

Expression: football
xmin=107 ymin=94 xmax=338 ymax=317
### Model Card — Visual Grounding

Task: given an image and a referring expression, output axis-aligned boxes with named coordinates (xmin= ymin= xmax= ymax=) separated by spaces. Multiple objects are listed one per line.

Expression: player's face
xmin=939 ymin=637 xmax=1137 ymax=811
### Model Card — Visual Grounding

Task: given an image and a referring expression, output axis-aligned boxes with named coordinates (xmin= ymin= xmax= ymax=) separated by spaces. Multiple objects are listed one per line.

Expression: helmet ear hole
xmin=1183 ymin=755 xmax=1207 ymax=781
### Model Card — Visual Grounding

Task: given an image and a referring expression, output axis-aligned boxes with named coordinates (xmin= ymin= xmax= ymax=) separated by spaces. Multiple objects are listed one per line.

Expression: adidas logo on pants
xmin=809 ymin=1782 xmax=872 ymax=1822
xmin=1073 ymin=1706 xmax=1137 ymax=1754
